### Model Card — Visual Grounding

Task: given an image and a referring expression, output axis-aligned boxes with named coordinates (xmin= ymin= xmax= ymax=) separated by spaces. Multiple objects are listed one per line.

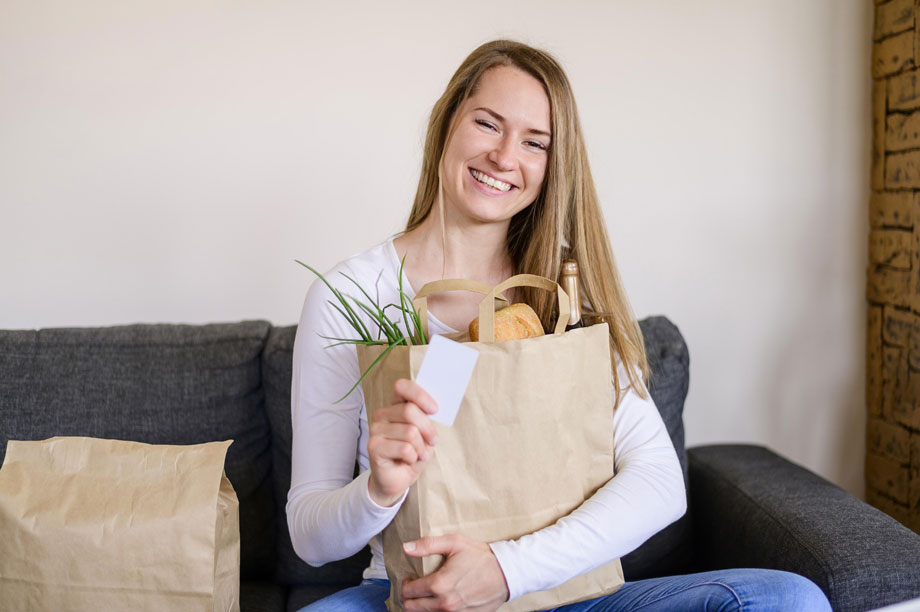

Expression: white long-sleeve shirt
xmin=287 ymin=236 xmax=686 ymax=601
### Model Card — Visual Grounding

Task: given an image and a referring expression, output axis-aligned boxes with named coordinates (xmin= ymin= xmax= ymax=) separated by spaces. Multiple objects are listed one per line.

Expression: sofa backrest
xmin=621 ymin=316 xmax=693 ymax=579
xmin=0 ymin=315 xmax=692 ymax=586
xmin=0 ymin=321 xmax=277 ymax=580
xmin=263 ymin=326 xmax=371 ymax=586
xmin=262 ymin=315 xmax=693 ymax=584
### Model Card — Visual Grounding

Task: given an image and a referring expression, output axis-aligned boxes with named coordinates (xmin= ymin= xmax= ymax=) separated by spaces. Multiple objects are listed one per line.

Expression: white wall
xmin=0 ymin=1 xmax=872 ymax=498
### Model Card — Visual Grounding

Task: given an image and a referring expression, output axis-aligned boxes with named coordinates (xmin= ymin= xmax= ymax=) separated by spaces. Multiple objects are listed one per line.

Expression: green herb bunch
xmin=296 ymin=255 xmax=427 ymax=402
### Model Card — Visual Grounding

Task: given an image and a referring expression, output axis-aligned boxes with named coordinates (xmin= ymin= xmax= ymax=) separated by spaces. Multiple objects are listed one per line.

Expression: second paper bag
xmin=0 ymin=437 xmax=240 ymax=612
xmin=358 ymin=274 xmax=623 ymax=612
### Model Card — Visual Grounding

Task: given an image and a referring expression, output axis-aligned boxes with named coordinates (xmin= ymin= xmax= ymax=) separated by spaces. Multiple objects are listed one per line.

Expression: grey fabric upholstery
xmin=262 ymin=325 xmax=371 ymax=586
xmin=0 ymin=322 xmax=276 ymax=579
xmin=286 ymin=584 xmax=352 ymax=612
xmin=621 ymin=316 xmax=693 ymax=579
xmin=4 ymin=316 xmax=919 ymax=612
xmin=689 ymin=444 xmax=920 ymax=612
xmin=241 ymin=580 xmax=288 ymax=612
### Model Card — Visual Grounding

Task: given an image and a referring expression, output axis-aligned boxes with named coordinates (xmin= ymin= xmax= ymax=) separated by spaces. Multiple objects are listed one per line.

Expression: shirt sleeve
xmin=487 ymin=361 xmax=687 ymax=601
xmin=286 ymin=269 xmax=406 ymax=567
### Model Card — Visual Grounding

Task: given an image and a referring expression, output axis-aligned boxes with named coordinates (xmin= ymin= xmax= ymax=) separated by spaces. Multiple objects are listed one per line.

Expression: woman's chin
xmin=458 ymin=207 xmax=520 ymax=227
xmin=444 ymin=187 xmax=531 ymax=226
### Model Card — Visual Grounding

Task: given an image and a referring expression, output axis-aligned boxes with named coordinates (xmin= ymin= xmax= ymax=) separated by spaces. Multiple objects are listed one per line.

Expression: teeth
xmin=472 ymin=169 xmax=512 ymax=192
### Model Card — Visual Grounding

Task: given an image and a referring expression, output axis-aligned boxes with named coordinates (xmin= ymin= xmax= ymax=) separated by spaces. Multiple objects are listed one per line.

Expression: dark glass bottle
xmin=560 ymin=259 xmax=584 ymax=331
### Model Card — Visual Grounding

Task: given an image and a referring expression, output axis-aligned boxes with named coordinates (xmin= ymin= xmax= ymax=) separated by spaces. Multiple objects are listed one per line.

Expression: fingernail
xmin=403 ymin=541 xmax=416 ymax=552
xmin=429 ymin=403 xmax=438 ymax=413
xmin=422 ymin=450 xmax=430 ymax=461
xmin=432 ymin=434 xmax=439 ymax=445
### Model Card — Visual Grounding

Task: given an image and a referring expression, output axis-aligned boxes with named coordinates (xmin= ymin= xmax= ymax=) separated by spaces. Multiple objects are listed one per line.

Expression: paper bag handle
xmin=412 ymin=278 xmax=510 ymax=340
xmin=476 ymin=274 xmax=570 ymax=343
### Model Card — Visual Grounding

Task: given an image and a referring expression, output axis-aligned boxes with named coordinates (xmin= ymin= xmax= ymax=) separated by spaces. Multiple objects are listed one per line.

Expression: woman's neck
xmin=394 ymin=211 xmax=513 ymax=287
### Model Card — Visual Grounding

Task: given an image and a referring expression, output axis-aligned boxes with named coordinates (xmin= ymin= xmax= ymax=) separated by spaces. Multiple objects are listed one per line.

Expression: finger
xmin=392 ymin=378 xmax=439 ymax=415
xmin=376 ymin=401 xmax=439 ymax=447
xmin=402 ymin=595 xmax=442 ymax=612
xmin=371 ymin=438 xmax=421 ymax=465
xmin=402 ymin=570 xmax=456 ymax=601
xmin=403 ymin=534 xmax=461 ymax=558
xmin=401 ymin=574 xmax=438 ymax=600
xmin=396 ymin=403 xmax=439 ymax=446
xmin=370 ymin=422 xmax=428 ymax=462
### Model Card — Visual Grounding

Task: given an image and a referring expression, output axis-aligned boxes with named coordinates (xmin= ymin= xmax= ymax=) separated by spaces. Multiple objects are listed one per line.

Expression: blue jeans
xmin=297 ymin=568 xmax=832 ymax=611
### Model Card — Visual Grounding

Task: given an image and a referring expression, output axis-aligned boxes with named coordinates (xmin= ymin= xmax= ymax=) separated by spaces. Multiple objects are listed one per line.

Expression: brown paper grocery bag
xmin=0 ymin=437 xmax=240 ymax=612
xmin=358 ymin=274 xmax=622 ymax=612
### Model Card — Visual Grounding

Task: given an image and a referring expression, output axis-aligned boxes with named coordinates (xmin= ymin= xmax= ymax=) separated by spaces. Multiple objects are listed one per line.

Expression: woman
xmin=289 ymin=40 xmax=831 ymax=612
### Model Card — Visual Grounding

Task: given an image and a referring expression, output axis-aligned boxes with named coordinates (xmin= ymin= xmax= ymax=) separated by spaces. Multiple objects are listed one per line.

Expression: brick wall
xmin=869 ymin=0 xmax=920 ymax=534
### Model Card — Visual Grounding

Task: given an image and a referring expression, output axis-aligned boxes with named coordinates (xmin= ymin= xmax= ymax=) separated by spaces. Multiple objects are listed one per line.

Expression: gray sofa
xmin=2 ymin=317 xmax=919 ymax=612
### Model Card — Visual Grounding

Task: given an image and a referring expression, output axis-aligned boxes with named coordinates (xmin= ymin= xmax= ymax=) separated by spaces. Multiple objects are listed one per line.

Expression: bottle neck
xmin=560 ymin=272 xmax=582 ymax=326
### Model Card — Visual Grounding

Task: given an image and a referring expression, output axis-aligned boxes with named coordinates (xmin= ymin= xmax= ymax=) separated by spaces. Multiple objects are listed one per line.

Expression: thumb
xmin=402 ymin=535 xmax=460 ymax=558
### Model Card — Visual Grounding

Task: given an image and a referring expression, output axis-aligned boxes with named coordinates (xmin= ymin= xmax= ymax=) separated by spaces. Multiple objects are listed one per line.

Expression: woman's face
xmin=440 ymin=65 xmax=551 ymax=227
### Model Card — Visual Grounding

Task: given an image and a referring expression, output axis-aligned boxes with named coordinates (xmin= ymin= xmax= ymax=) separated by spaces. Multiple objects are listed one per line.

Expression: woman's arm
xmin=286 ymin=269 xmax=406 ymax=567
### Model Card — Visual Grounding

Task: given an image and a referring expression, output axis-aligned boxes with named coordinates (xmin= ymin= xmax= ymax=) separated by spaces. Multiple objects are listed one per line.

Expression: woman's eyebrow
xmin=475 ymin=107 xmax=551 ymax=138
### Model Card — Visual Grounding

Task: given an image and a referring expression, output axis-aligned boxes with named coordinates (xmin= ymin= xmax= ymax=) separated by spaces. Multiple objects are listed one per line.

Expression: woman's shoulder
xmin=300 ymin=235 xmax=403 ymax=323
xmin=308 ymin=236 xmax=399 ymax=291
xmin=332 ymin=236 xmax=396 ymax=274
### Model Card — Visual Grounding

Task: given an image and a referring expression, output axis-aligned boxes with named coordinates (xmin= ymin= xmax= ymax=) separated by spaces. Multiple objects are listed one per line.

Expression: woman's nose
xmin=488 ymin=137 xmax=516 ymax=171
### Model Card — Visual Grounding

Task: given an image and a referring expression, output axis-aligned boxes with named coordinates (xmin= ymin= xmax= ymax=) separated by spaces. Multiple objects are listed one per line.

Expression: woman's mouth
xmin=470 ymin=168 xmax=514 ymax=193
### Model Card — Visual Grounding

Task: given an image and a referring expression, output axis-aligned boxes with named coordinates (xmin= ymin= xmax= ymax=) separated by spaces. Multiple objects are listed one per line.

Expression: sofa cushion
xmin=620 ymin=315 xmax=693 ymax=579
xmin=262 ymin=325 xmax=370 ymax=586
xmin=0 ymin=321 xmax=275 ymax=580
xmin=241 ymin=579 xmax=287 ymax=612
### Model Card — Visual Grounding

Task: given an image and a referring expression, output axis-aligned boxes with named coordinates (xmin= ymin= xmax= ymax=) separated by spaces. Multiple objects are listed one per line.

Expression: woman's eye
xmin=475 ymin=119 xmax=497 ymax=131
xmin=526 ymin=141 xmax=547 ymax=151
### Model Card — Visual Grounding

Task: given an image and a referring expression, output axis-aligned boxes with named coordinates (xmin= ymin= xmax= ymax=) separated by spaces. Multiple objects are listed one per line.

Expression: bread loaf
xmin=469 ymin=303 xmax=545 ymax=342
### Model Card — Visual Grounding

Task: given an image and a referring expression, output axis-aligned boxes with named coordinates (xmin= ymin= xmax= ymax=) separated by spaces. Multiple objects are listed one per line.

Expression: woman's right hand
xmin=367 ymin=378 xmax=439 ymax=507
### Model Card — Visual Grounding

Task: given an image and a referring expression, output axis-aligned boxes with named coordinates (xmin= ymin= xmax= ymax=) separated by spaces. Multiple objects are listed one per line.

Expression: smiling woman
xmin=287 ymin=40 xmax=832 ymax=612
xmin=439 ymin=66 xmax=550 ymax=222
xmin=393 ymin=41 xmax=651 ymax=375
xmin=396 ymin=64 xmax=555 ymax=329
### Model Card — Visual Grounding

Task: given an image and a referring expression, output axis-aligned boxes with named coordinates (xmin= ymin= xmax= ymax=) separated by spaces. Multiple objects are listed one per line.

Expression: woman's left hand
xmin=401 ymin=535 xmax=509 ymax=612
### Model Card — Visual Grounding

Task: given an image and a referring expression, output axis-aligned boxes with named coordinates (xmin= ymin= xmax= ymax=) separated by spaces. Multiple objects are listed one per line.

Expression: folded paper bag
xmin=0 ymin=437 xmax=240 ymax=612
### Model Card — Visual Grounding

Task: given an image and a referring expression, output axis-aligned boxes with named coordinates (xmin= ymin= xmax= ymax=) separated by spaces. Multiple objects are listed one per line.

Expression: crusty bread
xmin=469 ymin=303 xmax=545 ymax=342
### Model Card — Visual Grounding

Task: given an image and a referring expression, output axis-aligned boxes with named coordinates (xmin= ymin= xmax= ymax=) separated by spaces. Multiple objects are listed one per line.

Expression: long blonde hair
xmin=405 ymin=40 xmax=650 ymax=406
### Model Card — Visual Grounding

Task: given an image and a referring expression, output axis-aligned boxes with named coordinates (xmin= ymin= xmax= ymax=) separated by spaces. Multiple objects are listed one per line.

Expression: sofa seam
xmin=25 ymin=336 xmax=270 ymax=350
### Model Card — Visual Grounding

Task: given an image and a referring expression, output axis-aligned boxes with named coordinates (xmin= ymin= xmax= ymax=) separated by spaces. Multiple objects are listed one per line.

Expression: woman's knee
xmin=772 ymin=571 xmax=831 ymax=612
xmin=727 ymin=569 xmax=830 ymax=612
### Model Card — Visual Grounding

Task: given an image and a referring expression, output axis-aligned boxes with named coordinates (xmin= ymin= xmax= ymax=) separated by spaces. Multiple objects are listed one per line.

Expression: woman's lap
xmin=548 ymin=568 xmax=831 ymax=612
xmin=297 ymin=578 xmax=391 ymax=612
xmin=296 ymin=568 xmax=831 ymax=612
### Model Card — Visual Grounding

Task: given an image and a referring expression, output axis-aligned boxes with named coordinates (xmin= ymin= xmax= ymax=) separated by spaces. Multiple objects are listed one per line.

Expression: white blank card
xmin=415 ymin=335 xmax=479 ymax=427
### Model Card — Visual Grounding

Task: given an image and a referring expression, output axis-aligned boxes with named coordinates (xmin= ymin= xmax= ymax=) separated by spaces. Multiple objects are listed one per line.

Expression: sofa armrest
xmin=688 ymin=444 xmax=920 ymax=612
